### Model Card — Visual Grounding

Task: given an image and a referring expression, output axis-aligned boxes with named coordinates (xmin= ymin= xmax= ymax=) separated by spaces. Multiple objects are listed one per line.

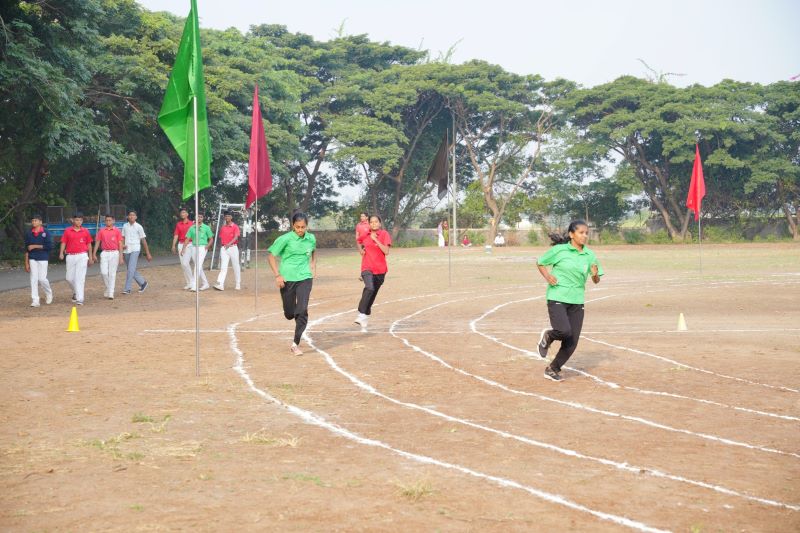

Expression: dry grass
xmin=240 ymin=430 xmax=301 ymax=447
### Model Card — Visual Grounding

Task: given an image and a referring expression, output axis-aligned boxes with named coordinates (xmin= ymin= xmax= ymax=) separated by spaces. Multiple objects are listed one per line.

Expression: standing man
xmin=121 ymin=210 xmax=152 ymax=295
xmin=24 ymin=214 xmax=53 ymax=307
xmin=171 ymin=207 xmax=194 ymax=290
xmin=92 ymin=214 xmax=124 ymax=299
xmin=59 ymin=213 xmax=93 ymax=305
xmin=214 ymin=210 xmax=241 ymax=291
xmin=181 ymin=212 xmax=213 ymax=291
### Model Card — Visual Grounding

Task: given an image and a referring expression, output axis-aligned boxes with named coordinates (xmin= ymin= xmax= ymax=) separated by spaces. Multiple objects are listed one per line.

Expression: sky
xmin=137 ymin=0 xmax=799 ymax=87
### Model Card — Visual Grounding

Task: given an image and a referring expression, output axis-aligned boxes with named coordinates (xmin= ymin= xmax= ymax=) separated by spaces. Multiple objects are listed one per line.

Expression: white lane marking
xmin=388 ymin=297 xmax=800 ymax=459
xmin=301 ymin=307 xmax=800 ymax=511
xmin=229 ymin=316 xmax=671 ymax=532
xmin=471 ymin=297 xmax=800 ymax=421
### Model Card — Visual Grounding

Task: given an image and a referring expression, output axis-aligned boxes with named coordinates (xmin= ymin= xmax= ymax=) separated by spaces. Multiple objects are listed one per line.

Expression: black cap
xmin=223 ymin=210 xmax=232 ymax=216
xmin=31 ymin=214 xmax=43 ymax=221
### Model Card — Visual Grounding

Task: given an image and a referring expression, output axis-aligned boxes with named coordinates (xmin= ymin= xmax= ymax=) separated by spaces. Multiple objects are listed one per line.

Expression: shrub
xmin=526 ymin=230 xmax=539 ymax=245
xmin=467 ymin=230 xmax=486 ymax=245
xmin=622 ymin=229 xmax=646 ymax=244
xmin=645 ymin=229 xmax=672 ymax=244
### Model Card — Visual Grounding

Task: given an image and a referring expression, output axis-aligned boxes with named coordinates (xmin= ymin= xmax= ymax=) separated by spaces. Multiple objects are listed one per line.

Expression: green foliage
xmin=526 ymin=230 xmax=539 ymax=245
xmin=622 ymin=229 xmax=646 ymax=244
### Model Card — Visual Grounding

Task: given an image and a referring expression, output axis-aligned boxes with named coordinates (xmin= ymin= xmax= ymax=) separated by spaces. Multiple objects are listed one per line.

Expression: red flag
xmin=686 ymin=143 xmax=706 ymax=221
xmin=246 ymin=84 xmax=272 ymax=209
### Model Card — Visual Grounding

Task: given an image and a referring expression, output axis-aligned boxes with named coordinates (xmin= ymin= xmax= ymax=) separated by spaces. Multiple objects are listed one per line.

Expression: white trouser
xmin=29 ymin=260 xmax=53 ymax=304
xmin=178 ymin=242 xmax=193 ymax=286
xmin=65 ymin=253 xmax=88 ymax=302
xmin=187 ymin=245 xmax=208 ymax=289
xmin=100 ymin=250 xmax=119 ymax=296
xmin=216 ymin=245 xmax=240 ymax=288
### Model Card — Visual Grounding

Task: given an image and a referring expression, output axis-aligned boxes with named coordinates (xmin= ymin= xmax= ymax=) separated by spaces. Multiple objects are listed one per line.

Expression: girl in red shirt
xmin=354 ymin=215 xmax=391 ymax=330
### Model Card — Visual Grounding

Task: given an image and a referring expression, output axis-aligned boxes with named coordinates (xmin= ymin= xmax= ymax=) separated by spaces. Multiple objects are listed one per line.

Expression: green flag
xmin=158 ymin=0 xmax=211 ymax=201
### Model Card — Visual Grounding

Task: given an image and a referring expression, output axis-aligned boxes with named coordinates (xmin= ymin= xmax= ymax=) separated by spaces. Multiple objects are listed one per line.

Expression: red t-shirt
xmin=97 ymin=226 xmax=122 ymax=251
xmin=173 ymin=219 xmax=193 ymax=243
xmin=358 ymin=229 xmax=392 ymax=274
xmin=61 ymin=227 xmax=93 ymax=254
xmin=356 ymin=221 xmax=370 ymax=241
xmin=219 ymin=223 xmax=240 ymax=246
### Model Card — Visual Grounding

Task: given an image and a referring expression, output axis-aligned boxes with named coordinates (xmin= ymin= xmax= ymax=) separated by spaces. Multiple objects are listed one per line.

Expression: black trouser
xmin=280 ymin=278 xmax=313 ymax=344
xmin=546 ymin=300 xmax=585 ymax=372
xmin=357 ymin=271 xmax=385 ymax=315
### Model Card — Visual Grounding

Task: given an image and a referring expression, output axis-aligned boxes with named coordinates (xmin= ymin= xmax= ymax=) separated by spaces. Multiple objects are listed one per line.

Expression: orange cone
xmin=67 ymin=306 xmax=80 ymax=332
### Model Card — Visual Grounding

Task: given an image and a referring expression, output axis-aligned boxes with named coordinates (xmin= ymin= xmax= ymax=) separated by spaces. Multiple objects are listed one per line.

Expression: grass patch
xmin=131 ymin=413 xmax=172 ymax=433
xmin=131 ymin=413 xmax=154 ymax=423
xmin=283 ymin=472 xmax=328 ymax=487
xmin=395 ymin=480 xmax=435 ymax=502
xmin=81 ymin=432 xmax=140 ymax=460
xmin=241 ymin=430 xmax=301 ymax=447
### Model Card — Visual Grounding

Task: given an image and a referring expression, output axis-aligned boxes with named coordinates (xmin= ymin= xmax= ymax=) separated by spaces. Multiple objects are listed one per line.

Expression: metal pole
xmin=447 ymin=128 xmax=452 ymax=286
xmin=698 ymin=216 xmax=703 ymax=277
xmin=193 ymin=96 xmax=200 ymax=377
xmin=452 ymin=113 xmax=457 ymax=247
xmin=210 ymin=201 xmax=222 ymax=270
xmin=254 ymin=198 xmax=258 ymax=311
xmin=104 ymin=167 xmax=110 ymax=214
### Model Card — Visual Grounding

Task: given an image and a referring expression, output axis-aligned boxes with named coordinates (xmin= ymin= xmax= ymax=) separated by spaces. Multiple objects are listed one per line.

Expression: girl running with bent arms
xmin=536 ymin=220 xmax=603 ymax=382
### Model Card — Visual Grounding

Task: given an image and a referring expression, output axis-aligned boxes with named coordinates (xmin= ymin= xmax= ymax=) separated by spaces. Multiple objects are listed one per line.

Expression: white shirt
xmin=122 ymin=222 xmax=146 ymax=253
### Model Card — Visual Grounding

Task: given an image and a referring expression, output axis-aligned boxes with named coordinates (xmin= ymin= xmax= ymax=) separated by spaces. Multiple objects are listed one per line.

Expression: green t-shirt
xmin=185 ymin=223 xmax=213 ymax=247
xmin=537 ymin=243 xmax=603 ymax=304
xmin=268 ymin=231 xmax=316 ymax=282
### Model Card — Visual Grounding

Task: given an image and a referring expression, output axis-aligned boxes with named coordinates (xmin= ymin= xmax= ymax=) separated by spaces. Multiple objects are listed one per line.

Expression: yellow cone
xmin=677 ymin=312 xmax=687 ymax=332
xmin=67 ymin=306 xmax=80 ymax=332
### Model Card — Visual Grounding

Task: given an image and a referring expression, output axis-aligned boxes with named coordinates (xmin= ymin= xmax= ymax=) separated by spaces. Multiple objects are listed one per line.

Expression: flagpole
xmin=698 ymin=216 xmax=703 ymax=277
xmin=193 ymin=95 xmax=200 ymax=377
xmin=447 ymin=127 xmax=452 ymax=286
xmin=254 ymin=197 xmax=258 ymax=311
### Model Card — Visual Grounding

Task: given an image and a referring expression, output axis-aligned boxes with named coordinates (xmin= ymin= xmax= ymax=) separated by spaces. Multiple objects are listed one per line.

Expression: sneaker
xmin=537 ymin=328 xmax=552 ymax=358
xmin=188 ymin=287 xmax=197 ymax=292
xmin=107 ymin=295 xmax=114 ymax=300
xmin=76 ymin=301 xmax=84 ymax=306
xmin=235 ymin=285 xmax=241 ymax=291
xmin=544 ymin=366 xmax=562 ymax=382
xmin=199 ymin=285 xmax=210 ymax=291
xmin=213 ymin=283 xmax=224 ymax=291
xmin=138 ymin=281 xmax=148 ymax=293
xmin=290 ymin=343 xmax=303 ymax=356
xmin=183 ymin=284 xmax=191 ymax=290
xmin=122 ymin=290 xmax=131 ymax=295
xmin=31 ymin=301 xmax=40 ymax=308
xmin=354 ymin=313 xmax=368 ymax=329
xmin=71 ymin=293 xmax=77 ymax=303
xmin=45 ymin=294 xmax=53 ymax=305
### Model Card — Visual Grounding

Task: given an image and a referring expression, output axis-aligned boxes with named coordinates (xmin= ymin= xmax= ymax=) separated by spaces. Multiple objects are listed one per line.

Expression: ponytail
xmin=549 ymin=220 xmax=587 ymax=245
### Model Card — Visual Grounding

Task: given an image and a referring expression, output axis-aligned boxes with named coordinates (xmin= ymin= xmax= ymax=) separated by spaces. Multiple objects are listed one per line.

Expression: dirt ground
xmin=1 ymin=243 xmax=798 ymax=532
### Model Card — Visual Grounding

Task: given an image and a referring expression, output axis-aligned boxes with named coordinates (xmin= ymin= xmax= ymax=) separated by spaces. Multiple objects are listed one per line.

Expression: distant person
xmin=536 ymin=220 xmax=603 ymax=382
xmin=181 ymin=212 xmax=213 ymax=291
xmin=59 ymin=213 xmax=93 ymax=305
xmin=214 ymin=210 xmax=241 ymax=291
xmin=268 ymin=212 xmax=316 ymax=356
xmin=461 ymin=234 xmax=472 ymax=247
xmin=121 ymin=210 xmax=152 ymax=295
xmin=437 ymin=221 xmax=445 ymax=247
xmin=354 ymin=215 xmax=391 ymax=330
xmin=494 ymin=233 xmax=505 ymax=247
xmin=24 ymin=214 xmax=53 ymax=307
xmin=92 ymin=214 xmax=124 ymax=299
xmin=442 ymin=219 xmax=449 ymax=246
xmin=355 ymin=211 xmax=369 ymax=255
xmin=171 ymin=207 xmax=194 ymax=290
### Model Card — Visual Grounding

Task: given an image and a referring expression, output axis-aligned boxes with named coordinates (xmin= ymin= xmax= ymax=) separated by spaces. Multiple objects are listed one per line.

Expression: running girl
xmin=354 ymin=215 xmax=391 ymax=330
xmin=268 ymin=212 xmax=317 ymax=356
xmin=536 ymin=220 xmax=603 ymax=382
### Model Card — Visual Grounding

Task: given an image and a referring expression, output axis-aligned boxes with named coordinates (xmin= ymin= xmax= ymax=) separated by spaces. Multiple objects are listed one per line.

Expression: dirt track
xmin=1 ymin=244 xmax=799 ymax=531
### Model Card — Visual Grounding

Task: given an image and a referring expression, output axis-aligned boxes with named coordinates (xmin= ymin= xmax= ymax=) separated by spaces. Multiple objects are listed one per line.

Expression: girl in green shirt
xmin=268 ymin=212 xmax=317 ymax=356
xmin=536 ymin=220 xmax=603 ymax=382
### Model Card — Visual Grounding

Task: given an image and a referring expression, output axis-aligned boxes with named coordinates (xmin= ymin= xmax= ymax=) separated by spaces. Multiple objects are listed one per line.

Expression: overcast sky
xmin=137 ymin=0 xmax=799 ymax=87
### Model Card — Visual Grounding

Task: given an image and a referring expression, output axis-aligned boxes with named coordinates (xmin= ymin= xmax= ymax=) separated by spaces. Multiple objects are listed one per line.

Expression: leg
xmin=280 ymin=281 xmax=298 ymax=320
xmin=550 ymin=303 xmax=585 ymax=372
xmin=74 ymin=254 xmax=88 ymax=303
xmin=196 ymin=247 xmax=209 ymax=288
xmin=109 ymin=251 xmax=118 ymax=296
xmin=357 ymin=271 xmax=377 ymax=315
xmin=29 ymin=260 xmax=40 ymax=304
xmin=230 ymin=246 xmax=241 ymax=288
xmin=65 ymin=255 xmax=77 ymax=294
xmin=123 ymin=252 xmax=135 ymax=292
xmin=100 ymin=252 xmax=111 ymax=295
xmin=292 ymin=279 xmax=313 ymax=344
xmin=179 ymin=243 xmax=193 ymax=287
xmin=38 ymin=261 xmax=52 ymax=302
xmin=216 ymin=247 xmax=230 ymax=287
xmin=132 ymin=252 xmax=146 ymax=288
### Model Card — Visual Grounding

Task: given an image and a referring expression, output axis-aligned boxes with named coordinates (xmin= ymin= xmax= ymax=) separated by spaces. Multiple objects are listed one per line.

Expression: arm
xmin=311 ymin=250 xmax=317 ymax=277
xmin=24 ymin=251 xmax=30 ymax=273
xmin=590 ymin=264 xmax=600 ymax=284
xmin=141 ymin=237 xmax=152 ymax=261
xmin=537 ymin=264 xmax=557 ymax=286
xmin=59 ymin=239 xmax=66 ymax=260
xmin=92 ymin=234 xmax=100 ymax=261
xmin=356 ymin=230 xmax=365 ymax=255
xmin=118 ymin=235 xmax=124 ymax=264
xmin=180 ymin=235 xmax=192 ymax=256
xmin=86 ymin=236 xmax=94 ymax=265
xmin=171 ymin=232 xmax=179 ymax=254
xmin=267 ymin=253 xmax=284 ymax=288
xmin=370 ymin=232 xmax=389 ymax=255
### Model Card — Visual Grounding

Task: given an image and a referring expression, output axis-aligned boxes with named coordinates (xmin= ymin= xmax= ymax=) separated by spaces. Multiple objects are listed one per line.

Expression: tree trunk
xmin=299 ymin=145 xmax=327 ymax=213
xmin=777 ymin=181 xmax=799 ymax=240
